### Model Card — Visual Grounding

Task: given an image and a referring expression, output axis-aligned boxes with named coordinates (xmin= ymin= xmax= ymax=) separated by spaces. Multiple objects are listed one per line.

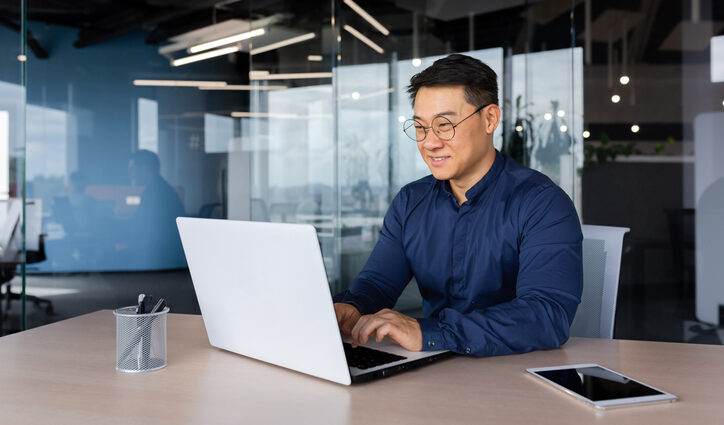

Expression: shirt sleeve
xmin=335 ymin=190 xmax=414 ymax=315
xmin=417 ymin=185 xmax=583 ymax=356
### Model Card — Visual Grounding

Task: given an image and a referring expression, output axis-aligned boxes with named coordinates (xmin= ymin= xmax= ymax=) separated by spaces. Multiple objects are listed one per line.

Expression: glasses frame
xmin=403 ymin=104 xmax=490 ymax=142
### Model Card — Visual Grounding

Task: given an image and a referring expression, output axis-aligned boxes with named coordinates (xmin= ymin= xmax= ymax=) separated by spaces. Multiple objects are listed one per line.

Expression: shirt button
xmin=465 ymin=347 xmax=471 ymax=354
xmin=428 ymin=340 xmax=436 ymax=348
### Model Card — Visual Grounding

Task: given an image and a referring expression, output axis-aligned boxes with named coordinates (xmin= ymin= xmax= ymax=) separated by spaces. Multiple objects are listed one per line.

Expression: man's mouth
xmin=429 ymin=156 xmax=450 ymax=165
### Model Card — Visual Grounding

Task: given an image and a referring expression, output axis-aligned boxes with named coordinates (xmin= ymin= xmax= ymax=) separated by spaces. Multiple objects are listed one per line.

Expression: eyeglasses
xmin=402 ymin=104 xmax=489 ymax=142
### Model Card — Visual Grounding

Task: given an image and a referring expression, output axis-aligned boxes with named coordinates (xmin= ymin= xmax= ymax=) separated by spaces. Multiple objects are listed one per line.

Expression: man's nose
xmin=421 ymin=130 xmax=445 ymax=150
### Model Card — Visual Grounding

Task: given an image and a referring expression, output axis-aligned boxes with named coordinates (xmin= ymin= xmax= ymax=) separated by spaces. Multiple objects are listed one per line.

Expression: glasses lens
xmin=403 ymin=119 xmax=424 ymax=141
xmin=432 ymin=116 xmax=455 ymax=140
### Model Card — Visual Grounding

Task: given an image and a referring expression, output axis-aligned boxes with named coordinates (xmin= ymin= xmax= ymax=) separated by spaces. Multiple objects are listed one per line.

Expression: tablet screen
xmin=533 ymin=366 xmax=664 ymax=401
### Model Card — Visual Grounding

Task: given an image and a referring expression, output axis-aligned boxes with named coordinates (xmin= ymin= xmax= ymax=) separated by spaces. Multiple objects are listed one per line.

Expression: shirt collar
xmin=439 ymin=150 xmax=505 ymax=204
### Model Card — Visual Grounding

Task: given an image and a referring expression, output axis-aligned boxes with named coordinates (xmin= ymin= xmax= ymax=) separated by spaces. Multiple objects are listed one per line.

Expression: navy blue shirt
xmin=339 ymin=152 xmax=582 ymax=357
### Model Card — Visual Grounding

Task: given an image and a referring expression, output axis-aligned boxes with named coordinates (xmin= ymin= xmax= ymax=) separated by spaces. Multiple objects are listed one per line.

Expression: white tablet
xmin=526 ymin=363 xmax=678 ymax=409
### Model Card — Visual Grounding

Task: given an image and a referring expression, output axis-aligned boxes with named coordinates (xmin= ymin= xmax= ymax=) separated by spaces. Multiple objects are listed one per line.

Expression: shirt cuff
xmin=417 ymin=317 xmax=445 ymax=351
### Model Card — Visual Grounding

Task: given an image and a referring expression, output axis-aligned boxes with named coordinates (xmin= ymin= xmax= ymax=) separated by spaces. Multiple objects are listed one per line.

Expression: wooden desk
xmin=1 ymin=311 xmax=722 ymax=425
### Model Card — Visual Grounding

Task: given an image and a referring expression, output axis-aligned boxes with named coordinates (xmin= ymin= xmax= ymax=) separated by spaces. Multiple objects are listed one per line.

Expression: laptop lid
xmin=177 ymin=217 xmax=352 ymax=385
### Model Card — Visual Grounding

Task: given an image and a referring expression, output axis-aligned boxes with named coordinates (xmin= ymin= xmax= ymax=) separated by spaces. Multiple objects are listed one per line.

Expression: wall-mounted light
xmin=172 ymin=46 xmax=239 ymax=67
xmin=619 ymin=75 xmax=630 ymax=85
xmin=189 ymin=28 xmax=265 ymax=53
xmin=343 ymin=0 xmax=390 ymax=36
xmin=611 ymin=94 xmax=621 ymax=103
xmin=250 ymin=32 xmax=316 ymax=56
xmin=343 ymin=25 xmax=384 ymax=54
xmin=631 ymin=124 xmax=640 ymax=133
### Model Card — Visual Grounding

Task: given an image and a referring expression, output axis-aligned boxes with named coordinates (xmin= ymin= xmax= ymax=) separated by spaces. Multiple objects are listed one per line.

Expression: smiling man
xmin=334 ymin=53 xmax=583 ymax=357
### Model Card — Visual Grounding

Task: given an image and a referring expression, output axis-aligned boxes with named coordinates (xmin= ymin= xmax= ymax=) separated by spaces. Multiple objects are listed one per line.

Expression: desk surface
xmin=1 ymin=311 xmax=722 ymax=425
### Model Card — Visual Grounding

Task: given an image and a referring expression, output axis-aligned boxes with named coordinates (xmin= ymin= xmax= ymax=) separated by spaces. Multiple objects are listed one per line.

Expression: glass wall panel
xmin=0 ymin=0 xmax=27 ymax=333
xmin=578 ymin=0 xmax=724 ymax=343
xmin=9 ymin=0 xmax=721 ymax=348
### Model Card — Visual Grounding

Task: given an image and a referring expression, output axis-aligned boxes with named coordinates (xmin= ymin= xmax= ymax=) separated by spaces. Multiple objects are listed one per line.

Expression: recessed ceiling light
xmin=583 ymin=130 xmax=590 ymax=138
xmin=560 ymin=125 xmax=568 ymax=132
xmin=412 ymin=58 xmax=422 ymax=67
xmin=544 ymin=113 xmax=552 ymax=120
xmin=557 ymin=110 xmax=565 ymax=117
xmin=307 ymin=55 xmax=323 ymax=62
xmin=619 ymin=75 xmax=630 ymax=85
xmin=631 ymin=124 xmax=640 ymax=133
xmin=611 ymin=94 xmax=621 ymax=103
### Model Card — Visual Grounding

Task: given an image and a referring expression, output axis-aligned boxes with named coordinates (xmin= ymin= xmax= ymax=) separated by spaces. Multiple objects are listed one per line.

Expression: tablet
xmin=526 ymin=363 xmax=678 ymax=409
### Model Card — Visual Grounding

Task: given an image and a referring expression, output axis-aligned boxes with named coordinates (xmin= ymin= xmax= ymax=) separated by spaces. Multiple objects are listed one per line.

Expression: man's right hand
xmin=334 ymin=303 xmax=361 ymax=336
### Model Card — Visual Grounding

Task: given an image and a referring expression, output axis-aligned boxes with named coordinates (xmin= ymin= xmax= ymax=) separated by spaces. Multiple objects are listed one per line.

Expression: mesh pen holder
xmin=114 ymin=306 xmax=169 ymax=373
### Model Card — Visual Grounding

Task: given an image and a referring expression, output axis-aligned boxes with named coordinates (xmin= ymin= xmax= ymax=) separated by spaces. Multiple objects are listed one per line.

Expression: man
xmin=334 ymin=54 xmax=583 ymax=357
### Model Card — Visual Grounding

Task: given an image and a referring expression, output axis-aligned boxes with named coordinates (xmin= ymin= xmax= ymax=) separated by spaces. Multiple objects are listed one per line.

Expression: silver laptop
xmin=176 ymin=217 xmax=449 ymax=385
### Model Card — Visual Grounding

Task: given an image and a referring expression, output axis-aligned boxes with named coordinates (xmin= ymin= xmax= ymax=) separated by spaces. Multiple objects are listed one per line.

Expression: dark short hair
xmin=407 ymin=53 xmax=498 ymax=108
xmin=131 ymin=149 xmax=161 ymax=175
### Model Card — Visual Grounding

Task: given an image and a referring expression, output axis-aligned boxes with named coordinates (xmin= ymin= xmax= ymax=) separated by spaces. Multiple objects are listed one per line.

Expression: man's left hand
xmin=350 ymin=308 xmax=422 ymax=352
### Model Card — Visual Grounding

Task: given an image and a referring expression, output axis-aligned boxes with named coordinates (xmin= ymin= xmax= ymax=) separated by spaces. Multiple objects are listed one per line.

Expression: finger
xmin=375 ymin=323 xmax=392 ymax=343
xmin=357 ymin=317 xmax=385 ymax=346
xmin=350 ymin=315 xmax=370 ymax=347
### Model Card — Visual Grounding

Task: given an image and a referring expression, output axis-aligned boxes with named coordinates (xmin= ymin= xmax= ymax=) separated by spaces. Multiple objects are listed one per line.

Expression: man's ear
xmin=484 ymin=105 xmax=501 ymax=134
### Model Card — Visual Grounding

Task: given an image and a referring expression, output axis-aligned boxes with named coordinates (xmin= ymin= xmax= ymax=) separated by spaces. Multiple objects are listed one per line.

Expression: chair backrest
xmin=570 ymin=224 xmax=630 ymax=339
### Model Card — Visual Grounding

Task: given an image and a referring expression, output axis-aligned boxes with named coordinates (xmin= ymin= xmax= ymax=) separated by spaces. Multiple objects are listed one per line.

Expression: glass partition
xmin=9 ymin=0 xmax=723 ymax=348
xmin=0 ymin=0 xmax=28 ymax=333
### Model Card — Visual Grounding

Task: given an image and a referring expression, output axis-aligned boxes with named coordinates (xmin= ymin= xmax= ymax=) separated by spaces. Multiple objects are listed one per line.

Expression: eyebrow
xmin=412 ymin=110 xmax=457 ymax=120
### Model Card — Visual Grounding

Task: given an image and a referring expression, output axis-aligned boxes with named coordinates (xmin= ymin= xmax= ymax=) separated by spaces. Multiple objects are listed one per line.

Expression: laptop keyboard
xmin=343 ymin=342 xmax=407 ymax=369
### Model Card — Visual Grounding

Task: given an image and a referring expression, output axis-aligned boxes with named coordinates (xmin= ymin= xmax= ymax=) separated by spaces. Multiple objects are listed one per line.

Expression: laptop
xmin=176 ymin=217 xmax=450 ymax=385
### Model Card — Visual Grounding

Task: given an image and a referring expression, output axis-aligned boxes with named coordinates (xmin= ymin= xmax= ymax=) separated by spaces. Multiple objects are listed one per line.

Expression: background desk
xmin=1 ymin=311 xmax=722 ymax=425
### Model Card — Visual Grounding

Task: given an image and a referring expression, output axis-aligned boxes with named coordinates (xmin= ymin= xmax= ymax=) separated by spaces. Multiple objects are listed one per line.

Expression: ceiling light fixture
xmin=544 ymin=113 xmax=552 ymax=120
xmin=560 ymin=125 xmax=568 ymax=132
xmin=411 ymin=58 xmax=422 ymax=67
xmin=611 ymin=94 xmax=621 ymax=103
xmin=343 ymin=0 xmax=390 ymax=36
xmin=307 ymin=55 xmax=323 ymax=61
xmin=557 ymin=110 xmax=565 ymax=117
xmin=198 ymin=84 xmax=287 ymax=91
xmin=249 ymin=72 xmax=333 ymax=80
xmin=189 ymin=28 xmax=265 ymax=53
xmin=343 ymin=25 xmax=384 ymax=54
xmin=133 ymin=80 xmax=228 ymax=87
xmin=250 ymin=32 xmax=316 ymax=55
xmin=619 ymin=75 xmax=630 ymax=85
xmin=583 ymin=130 xmax=590 ymax=138
xmin=631 ymin=124 xmax=640 ymax=133
xmin=171 ymin=46 xmax=239 ymax=67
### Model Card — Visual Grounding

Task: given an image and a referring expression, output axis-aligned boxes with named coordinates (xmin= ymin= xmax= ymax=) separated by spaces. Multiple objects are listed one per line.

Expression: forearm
xmin=417 ymin=289 xmax=577 ymax=356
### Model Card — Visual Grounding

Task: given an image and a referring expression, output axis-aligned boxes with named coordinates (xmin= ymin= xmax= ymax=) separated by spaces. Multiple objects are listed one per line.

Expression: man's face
xmin=413 ymin=86 xmax=493 ymax=183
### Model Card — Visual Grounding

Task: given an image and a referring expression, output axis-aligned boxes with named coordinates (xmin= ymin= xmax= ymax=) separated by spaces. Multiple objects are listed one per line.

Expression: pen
xmin=151 ymin=298 xmax=166 ymax=313
xmin=136 ymin=294 xmax=146 ymax=314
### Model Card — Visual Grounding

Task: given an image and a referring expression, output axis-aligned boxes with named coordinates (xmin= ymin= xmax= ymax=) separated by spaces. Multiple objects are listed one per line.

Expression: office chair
xmin=569 ymin=224 xmax=630 ymax=339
